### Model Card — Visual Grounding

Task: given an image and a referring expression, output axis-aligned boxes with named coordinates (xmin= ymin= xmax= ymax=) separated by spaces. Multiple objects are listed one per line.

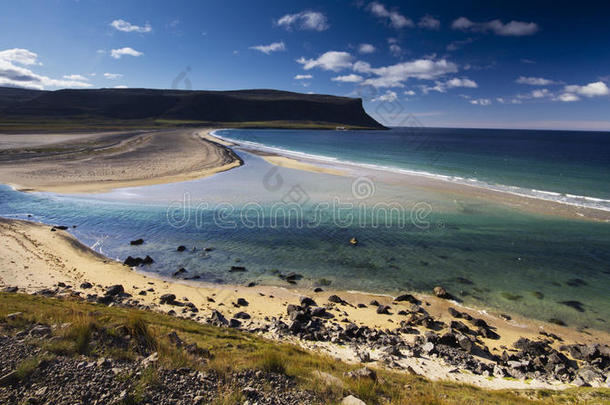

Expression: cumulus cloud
xmin=372 ymin=90 xmax=398 ymax=102
xmin=110 ymin=47 xmax=143 ymax=59
xmin=446 ymin=77 xmax=478 ymax=88
xmin=452 ymin=17 xmax=538 ymax=36
xmin=470 ymin=98 xmax=492 ymax=105
xmin=110 ymin=19 xmax=152 ymax=33
xmin=358 ymin=43 xmax=376 ymax=54
xmin=360 ymin=58 xmax=458 ymax=88
xmin=557 ymin=93 xmax=580 ymax=102
xmin=531 ymin=88 xmax=550 ymax=98
xmin=103 ymin=72 xmax=123 ymax=79
xmin=294 ymin=74 xmax=312 ymax=80
xmin=0 ymin=48 xmax=92 ymax=89
xmin=331 ymin=74 xmax=363 ymax=83
xmin=418 ymin=15 xmax=440 ymax=30
xmin=62 ymin=74 xmax=88 ymax=81
xmin=564 ymin=81 xmax=609 ymax=97
xmin=421 ymin=78 xmax=476 ymax=94
xmin=404 ymin=90 xmax=416 ymax=96
xmin=297 ymin=51 xmax=354 ymax=71
xmin=516 ymin=76 xmax=556 ymax=85
xmin=113 ymin=85 xmax=128 ymax=89
xmin=277 ymin=11 xmax=329 ymax=31
xmin=368 ymin=2 xmax=413 ymax=29
xmin=249 ymin=41 xmax=286 ymax=55
xmin=446 ymin=38 xmax=474 ymax=51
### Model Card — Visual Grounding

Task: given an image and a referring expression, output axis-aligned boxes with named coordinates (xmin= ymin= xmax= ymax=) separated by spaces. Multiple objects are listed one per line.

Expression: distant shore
xmin=1 ymin=217 xmax=609 ymax=390
xmin=208 ymin=130 xmax=610 ymax=222
xmin=0 ymin=128 xmax=241 ymax=194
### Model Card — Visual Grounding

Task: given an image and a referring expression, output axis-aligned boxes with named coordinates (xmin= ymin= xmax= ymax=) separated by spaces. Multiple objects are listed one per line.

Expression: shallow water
xmin=216 ymin=128 xmax=610 ymax=211
xmin=1 ymin=146 xmax=609 ymax=331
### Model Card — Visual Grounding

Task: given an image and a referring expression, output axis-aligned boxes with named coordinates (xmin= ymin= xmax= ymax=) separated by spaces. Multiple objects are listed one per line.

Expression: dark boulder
xmin=130 ymin=239 xmax=144 ymax=245
xmin=376 ymin=305 xmax=391 ymax=315
xmin=106 ymin=285 xmax=124 ymax=296
xmin=328 ymin=295 xmax=346 ymax=304
xmin=160 ymin=294 xmax=177 ymax=305
xmin=300 ymin=297 xmax=317 ymax=307
xmin=395 ymin=293 xmax=420 ymax=304
xmin=177 ymin=245 xmax=187 ymax=252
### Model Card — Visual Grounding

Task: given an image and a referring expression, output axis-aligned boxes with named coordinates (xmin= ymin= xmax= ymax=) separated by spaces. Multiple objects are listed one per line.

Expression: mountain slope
xmin=0 ymin=87 xmax=385 ymax=130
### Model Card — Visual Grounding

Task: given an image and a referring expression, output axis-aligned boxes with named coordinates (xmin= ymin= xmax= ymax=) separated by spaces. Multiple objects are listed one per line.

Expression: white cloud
xmin=452 ymin=17 xmax=538 ymax=36
xmin=389 ymin=43 xmax=402 ymax=57
xmin=372 ymin=90 xmax=398 ymax=102
xmin=249 ymin=41 xmax=286 ymax=55
xmin=368 ymin=2 xmax=413 ymax=29
xmin=358 ymin=43 xmax=376 ymax=54
xmin=110 ymin=19 xmax=152 ymax=33
xmin=103 ymin=72 xmax=123 ymax=79
xmin=277 ymin=11 xmax=329 ymax=31
xmin=404 ymin=90 xmax=416 ymax=96
xmin=470 ymin=98 xmax=492 ymax=105
xmin=446 ymin=38 xmax=474 ymax=51
xmin=110 ymin=47 xmax=143 ymax=59
xmin=531 ymin=88 xmax=550 ymax=98
xmin=557 ymin=93 xmax=580 ymax=102
xmin=0 ymin=48 xmax=92 ymax=89
xmin=564 ymin=81 xmax=609 ymax=97
xmin=62 ymin=74 xmax=88 ymax=81
xmin=113 ymin=85 xmax=128 ymax=89
xmin=361 ymin=58 xmax=458 ymax=88
xmin=331 ymin=74 xmax=363 ymax=83
xmin=418 ymin=15 xmax=440 ymax=30
xmin=294 ymin=74 xmax=313 ymax=80
xmin=496 ymin=97 xmax=522 ymax=104
xmin=446 ymin=77 xmax=478 ymax=88
xmin=297 ymin=51 xmax=354 ymax=71
xmin=516 ymin=76 xmax=556 ymax=85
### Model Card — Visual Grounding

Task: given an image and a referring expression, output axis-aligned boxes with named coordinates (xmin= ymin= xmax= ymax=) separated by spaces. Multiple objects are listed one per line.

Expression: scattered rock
xmin=130 ymin=239 xmax=144 ymax=246
xmin=433 ymin=286 xmax=449 ymax=299
xmin=177 ymin=245 xmax=187 ymax=252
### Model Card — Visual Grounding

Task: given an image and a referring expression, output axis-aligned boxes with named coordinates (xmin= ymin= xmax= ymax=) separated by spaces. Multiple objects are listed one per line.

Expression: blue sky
xmin=1 ymin=0 xmax=610 ymax=130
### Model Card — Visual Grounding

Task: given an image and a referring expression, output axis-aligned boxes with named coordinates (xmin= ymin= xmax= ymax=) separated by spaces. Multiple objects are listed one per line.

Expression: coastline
xmin=0 ymin=128 xmax=242 ymax=194
xmin=208 ymin=130 xmax=610 ymax=222
xmin=1 ymin=217 xmax=609 ymax=390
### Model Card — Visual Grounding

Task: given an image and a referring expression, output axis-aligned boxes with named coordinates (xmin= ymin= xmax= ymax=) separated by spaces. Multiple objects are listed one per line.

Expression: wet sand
xmin=0 ymin=129 xmax=241 ymax=193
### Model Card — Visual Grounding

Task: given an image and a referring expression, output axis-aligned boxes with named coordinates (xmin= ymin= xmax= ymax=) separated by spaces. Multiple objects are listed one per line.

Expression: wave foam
xmin=212 ymin=130 xmax=610 ymax=212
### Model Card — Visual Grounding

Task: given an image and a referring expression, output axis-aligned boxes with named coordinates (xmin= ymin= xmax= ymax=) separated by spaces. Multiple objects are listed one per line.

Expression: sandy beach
xmin=0 ymin=129 xmax=241 ymax=193
xmin=1 ymin=217 xmax=608 ymax=390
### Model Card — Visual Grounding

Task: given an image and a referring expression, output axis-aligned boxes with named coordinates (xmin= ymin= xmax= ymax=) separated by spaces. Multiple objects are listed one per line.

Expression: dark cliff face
xmin=0 ymin=87 xmax=385 ymax=129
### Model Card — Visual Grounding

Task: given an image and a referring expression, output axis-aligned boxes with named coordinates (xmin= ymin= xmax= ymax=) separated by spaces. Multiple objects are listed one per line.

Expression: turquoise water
xmin=1 ymin=140 xmax=609 ymax=331
xmin=215 ymin=128 xmax=610 ymax=210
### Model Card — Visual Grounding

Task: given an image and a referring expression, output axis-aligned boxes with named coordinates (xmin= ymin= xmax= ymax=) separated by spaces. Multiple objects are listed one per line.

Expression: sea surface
xmin=1 ymin=127 xmax=609 ymax=331
xmin=215 ymin=127 xmax=610 ymax=211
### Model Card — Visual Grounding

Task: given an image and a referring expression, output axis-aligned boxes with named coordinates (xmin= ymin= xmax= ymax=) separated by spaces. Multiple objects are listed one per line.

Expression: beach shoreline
xmin=1 ymin=217 xmax=609 ymax=390
xmin=207 ymin=130 xmax=610 ymax=222
xmin=0 ymin=128 xmax=242 ymax=194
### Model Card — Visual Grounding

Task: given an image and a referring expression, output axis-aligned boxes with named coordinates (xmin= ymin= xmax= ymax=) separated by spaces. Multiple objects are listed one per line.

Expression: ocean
xmin=1 ymin=127 xmax=609 ymax=331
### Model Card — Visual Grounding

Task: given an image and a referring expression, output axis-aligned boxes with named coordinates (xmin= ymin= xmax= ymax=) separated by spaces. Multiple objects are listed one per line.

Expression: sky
xmin=1 ymin=0 xmax=610 ymax=130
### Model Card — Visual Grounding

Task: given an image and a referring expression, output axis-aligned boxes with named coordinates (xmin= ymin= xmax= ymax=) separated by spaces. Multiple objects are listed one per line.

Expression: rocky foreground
xmin=0 ymin=312 xmax=320 ymax=404
xmin=3 ymin=283 xmax=610 ymax=393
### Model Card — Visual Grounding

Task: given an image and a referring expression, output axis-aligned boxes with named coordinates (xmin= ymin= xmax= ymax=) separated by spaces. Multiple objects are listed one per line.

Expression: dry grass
xmin=1 ymin=292 xmax=609 ymax=405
